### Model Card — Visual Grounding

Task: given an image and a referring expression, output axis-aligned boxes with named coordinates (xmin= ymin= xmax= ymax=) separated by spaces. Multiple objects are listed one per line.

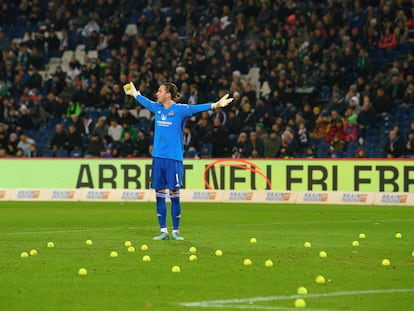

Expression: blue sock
xmin=170 ymin=192 xmax=181 ymax=231
xmin=155 ymin=191 xmax=167 ymax=230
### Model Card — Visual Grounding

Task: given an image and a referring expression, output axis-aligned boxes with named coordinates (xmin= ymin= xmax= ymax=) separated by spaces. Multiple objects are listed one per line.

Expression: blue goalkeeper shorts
xmin=151 ymin=157 xmax=183 ymax=190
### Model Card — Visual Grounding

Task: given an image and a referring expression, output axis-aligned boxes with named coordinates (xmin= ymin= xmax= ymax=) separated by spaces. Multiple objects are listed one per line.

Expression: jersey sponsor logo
xmin=161 ymin=114 xmax=167 ymax=121
xmin=157 ymin=120 xmax=172 ymax=127
xmin=303 ymin=192 xmax=328 ymax=202
xmin=380 ymin=194 xmax=407 ymax=204
xmin=265 ymin=192 xmax=291 ymax=201
xmin=52 ymin=190 xmax=75 ymax=199
xmin=168 ymin=111 xmax=174 ymax=117
xmin=341 ymin=193 xmax=367 ymax=203
xmin=17 ymin=190 xmax=40 ymax=199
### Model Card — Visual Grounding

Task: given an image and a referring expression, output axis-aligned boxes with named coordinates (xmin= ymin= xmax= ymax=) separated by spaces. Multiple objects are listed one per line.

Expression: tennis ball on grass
xmin=47 ymin=242 xmax=54 ymax=248
xmin=395 ymin=232 xmax=402 ymax=239
xmin=142 ymin=255 xmax=151 ymax=262
xmin=215 ymin=249 xmax=223 ymax=257
xmin=30 ymin=249 xmax=38 ymax=256
xmin=171 ymin=265 xmax=180 ymax=273
xmin=319 ymin=251 xmax=327 ymax=258
xmin=128 ymin=246 xmax=135 ymax=252
xmin=304 ymin=241 xmax=312 ymax=248
xmin=85 ymin=239 xmax=93 ymax=245
xmin=382 ymin=259 xmax=390 ymax=266
xmin=250 ymin=237 xmax=257 ymax=243
xmin=189 ymin=246 xmax=197 ymax=254
xmin=189 ymin=254 xmax=197 ymax=262
xmin=243 ymin=258 xmax=252 ymax=266
xmin=315 ymin=275 xmax=326 ymax=284
xmin=264 ymin=260 xmax=273 ymax=267
xmin=294 ymin=298 xmax=306 ymax=308
xmin=124 ymin=241 xmax=132 ymax=247
xmin=110 ymin=251 xmax=118 ymax=258
xmin=297 ymin=287 xmax=308 ymax=295
xmin=78 ymin=268 xmax=87 ymax=276
xmin=352 ymin=241 xmax=359 ymax=247
xmin=20 ymin=252 xmax=29 ymax=258
xmin=358 ymin=233 xmax=366 ymax=239
xmin=140 ymin=244 xmax=149 ymax=251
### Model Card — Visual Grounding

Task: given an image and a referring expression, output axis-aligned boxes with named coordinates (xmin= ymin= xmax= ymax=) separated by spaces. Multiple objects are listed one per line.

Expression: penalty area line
xmin=179 ymin=288 xmax=414 ymax=309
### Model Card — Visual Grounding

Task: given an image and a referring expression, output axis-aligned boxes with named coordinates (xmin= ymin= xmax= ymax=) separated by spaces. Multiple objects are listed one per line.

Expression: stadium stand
xmin=0 ymin=0 xmax=413 ymax=159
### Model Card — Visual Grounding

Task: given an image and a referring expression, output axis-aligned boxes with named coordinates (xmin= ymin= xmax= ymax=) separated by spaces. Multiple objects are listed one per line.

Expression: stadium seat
xmin=125 ymin=24 xmax=138 ymax=37
xmin=316 ymin=142 xmax=330 ymax=158
xmin=138 ymin=109 xmax=152 ymax=119
xmin=184 ymin=149 xmax=197 ymax=158
xmin=70 ymin=149 xmax=84 ymax=158
xmin=42 ymin=149 xmax=54 ymax=158
xmin=56 ymin=149 xmax=69 ymax=158
xmin=199 ymin=143 xmax=213 ymax=158
xmin=346 ymin=142 xmax=359 ymax=157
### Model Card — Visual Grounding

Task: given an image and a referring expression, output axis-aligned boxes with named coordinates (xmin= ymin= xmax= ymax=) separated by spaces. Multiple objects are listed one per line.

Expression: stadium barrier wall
xmin=0 ymin=189 xmax=413 ymax=205
xmin=0 ymin=158 xmax=413 ymax=205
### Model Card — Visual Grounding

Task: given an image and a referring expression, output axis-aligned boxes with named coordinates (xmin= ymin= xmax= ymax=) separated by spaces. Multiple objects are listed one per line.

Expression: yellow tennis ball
xmin=352 ymin=241 xmax=359 ymax=247
xmin=20 ymin=252 xmax=29 ymax=258
xmin=243 ymin=258 xmax=252 ymax=266
xmin=294 ymin=298 xmax=306 ymax=308
xmin=78 ymin=268 xmax=87 ymax=276
xmin=30 ymin=249 xmax=38 ymax=256
xmin=142 ymin=255 xmax=151 ymax=262
xmin=315 ymin=275 xmax=326 ymax=284
xmin=110 ymin=251 xmax=118 ymax=258
xmin=189 ymin=254 xmax=197 ymax=262
xmin=382 ymin=259 xmax=390 ymax=266
xmin=297 ymin=287 xmax=308 ymax=295
xmin=140 ymin=244 xmax=149 ymax=251
xmin=124 ymin=241 xmax=132 ymax=247
xmin=128 ymin=246 xmax=135 ymax=252
xmin=215 ymin=249 xmax=223 ymax=257
xmin=189 ymin=246 xmax=197 ymax=254
xmin=264 ymin=259 xmax=273 ymax=267
xmin=304 ymin=241 xmax=312 ymax=248
xmin=171 ymin=265 xmax=180 ymax=273
xmin=319 ymin=251 xmax=327 ymax=258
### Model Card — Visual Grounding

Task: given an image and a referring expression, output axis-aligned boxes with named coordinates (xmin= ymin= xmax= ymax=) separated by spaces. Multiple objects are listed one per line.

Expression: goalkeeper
xmin=124 ymin=81 xmax=233 ymax=240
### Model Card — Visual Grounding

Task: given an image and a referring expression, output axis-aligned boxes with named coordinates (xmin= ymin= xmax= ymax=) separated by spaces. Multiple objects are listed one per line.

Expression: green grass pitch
xmin=0 ymin=202 xmax=413 ymax=311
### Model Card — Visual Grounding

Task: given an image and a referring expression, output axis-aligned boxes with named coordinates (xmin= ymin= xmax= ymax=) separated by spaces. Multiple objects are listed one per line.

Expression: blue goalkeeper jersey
xmin=136 ymin=95 xmax=212 ymax=161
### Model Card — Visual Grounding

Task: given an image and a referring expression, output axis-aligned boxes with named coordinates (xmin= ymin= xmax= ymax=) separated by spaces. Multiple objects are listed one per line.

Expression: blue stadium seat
xmin=316 ymin=142 xmax=330 ymax=158
xmin=56 ymin=149 xmax=69 ymax=158
xmin=42 ymin=149 xmax=54 ymax=158
xmin=346 ymin=142 xmax=359 ymax=157
xmin=199 ymin=143 xmax=213 ymax=158
xmin=184 ymin=149 xmax=197 ymax=158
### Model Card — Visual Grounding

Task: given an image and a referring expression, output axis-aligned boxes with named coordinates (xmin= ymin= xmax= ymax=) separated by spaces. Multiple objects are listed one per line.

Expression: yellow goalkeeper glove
xmin=123 ymin=82 xmax=140 ymax=97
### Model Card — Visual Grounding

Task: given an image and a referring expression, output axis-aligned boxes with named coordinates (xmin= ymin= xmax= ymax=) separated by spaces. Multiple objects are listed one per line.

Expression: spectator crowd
xmin=0 ymin=0 xmax=414 ymax=159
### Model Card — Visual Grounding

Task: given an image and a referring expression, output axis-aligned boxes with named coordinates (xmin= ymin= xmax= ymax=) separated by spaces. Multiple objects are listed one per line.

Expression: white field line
xmin=0 ymin=226 xmax=151 ymax=235
xmin=179 ymin=288 xmax=414 ymax=310
xmin=1 ymin=218 xmax=413 ymax=236
xmin=178 ymin=304 xmax=331 ymax=311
